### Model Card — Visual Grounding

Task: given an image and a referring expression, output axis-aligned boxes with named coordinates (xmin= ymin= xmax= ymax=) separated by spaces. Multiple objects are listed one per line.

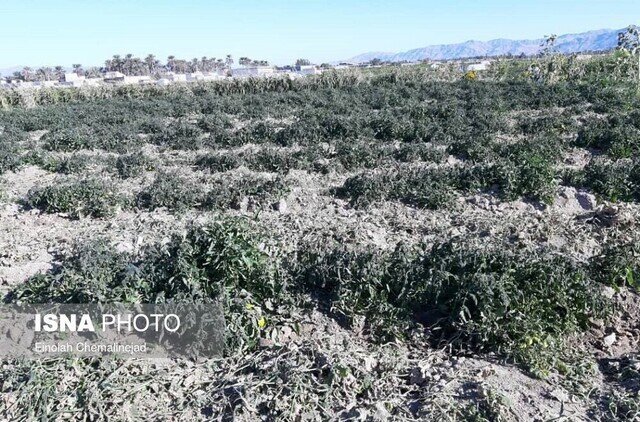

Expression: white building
xmin=104 ymin=73 xmax=152 ymax=85
xmin=123 ymin=75 xmax=153 ymax=85
xmin=296 ymin=65 xmax=321 ymax=76
xmin=466 ymin=60 xmax=492 ymax=72
xmin=61 ymin=73 xmax=87 ymax=87
xmin=64 ymin=73 xmax=85 ymax=83
xmin=231 ymin=66 xmax=275 ymax=78
xmin=34 ymin=80 xmax=58 ymax=88
xmin=186 ymin=71 xmax=204 ymax=81
xmin=84 ymin=78 xmax=102 ymax=86
xmin=165 ymin=72 xmax=188 ymax=82
xmin=104 ymin=71 xmax=126 ymax=83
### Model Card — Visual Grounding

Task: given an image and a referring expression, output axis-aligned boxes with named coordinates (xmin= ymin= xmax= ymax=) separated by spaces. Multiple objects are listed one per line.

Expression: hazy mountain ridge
xmin=347 ymin=28 xmax=622 ymax=63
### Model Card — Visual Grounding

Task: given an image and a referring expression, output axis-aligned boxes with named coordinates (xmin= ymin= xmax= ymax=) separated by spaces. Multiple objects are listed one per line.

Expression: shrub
xmin=579 ymin=158 xmax=639 ymax=202
xmin=115 ymin=151 xmax=155 ymax=178
xmin=335 ymin=141 xmax=387 ymax=170
xmin=196 ymin=153 xmax=242 ymax=172
xmin=493 ymin=155 xmax=557 ymax=203
xmin=410 ymin=242 xmax=608 ymax=372
xmin=151 ymin=120 xmax=204 ymax=150
xmin=203 ymin=174 xmax=290 ymax=210
xmin=136 ymin=171 xmax=204 ymax=212
xmin=592 ymin=235 xmax=640 ymax=289
xmin=42 ymin=126 xmax=95 ymax=152
xmin=244 ymin=148 xmax=309 ymax=173
xmin=295 ymin=243 xmax=408 ymax=340
xmin=26 ymin=177 xmax=123 ymax=218
xmin=0 ymin=141 xmax=22 ymax=174
xmin=576 ymin=120 xmax=640 ymax=159
xmin=10 ymin=218 xmax=283 ymax=351
xmin=197 ymin=148 xmax=308 ymax=174
xmin=393 ymin=143 xmax=447 ymax=163
xmin=294 ymin=239 xmax=610 ymax=373
xmin=337 ymin=167 xmax=459 ymax=209
xmin=470 ymin=140 xmax=561 ymax=203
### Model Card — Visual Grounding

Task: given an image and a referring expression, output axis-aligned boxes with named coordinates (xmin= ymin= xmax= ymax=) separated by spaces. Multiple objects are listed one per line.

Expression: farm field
xmin=0 ymin=60 xmax=639 ymax=420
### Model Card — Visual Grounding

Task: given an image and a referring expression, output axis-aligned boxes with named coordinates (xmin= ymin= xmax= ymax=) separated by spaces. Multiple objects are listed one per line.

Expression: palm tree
xmin=72 ymin=64 xmax=83 ymax=76
xmin=54 ymin=66 xmax=65 ymax=80
xmin=225 ymin=54 xmax=234 ymax=68
xmin=36 ymin=67 xmax=54 ymax=81
xmin=144 ymin=54 xmax=159 ymax=75
xmin=85 ymin=67 xmax=102 ymax=78
xmin=167 ymin=55 xmax=176 ymax=72
xmin=189 ymin=58 xmax=199 ymax=72
xmin=20 ymin=67 xmax=33 ymax=82
xmin=122 ymin=54 xmax=134 ymax=75
xmin=173 ymin=59 xmax=188 ymax=73
xmin=111 ymin=55 xmax=123 ymax=72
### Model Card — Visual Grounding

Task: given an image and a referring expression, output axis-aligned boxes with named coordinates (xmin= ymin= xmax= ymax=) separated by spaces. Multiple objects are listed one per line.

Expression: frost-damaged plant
xmin=26 ymin=177 xmax=125 ymax=218
xmin=412 ymin=242 xmax=610 ymax=374
xmin=294 ymin=238 xmax=611 ymax=374
xmin=10 ymin=217 xmax=285 ymax=352
xmin=592 ymin=234 xmax=640 ymax=289
xmin=136 ymin=171 xmax=204 ymax=212
xmin=115 ymin=151 xmax=156 ymax=178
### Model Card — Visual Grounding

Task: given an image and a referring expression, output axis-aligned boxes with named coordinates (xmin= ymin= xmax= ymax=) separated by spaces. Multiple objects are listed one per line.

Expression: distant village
xmin=0 ymin=53 xmax=500 ymax=90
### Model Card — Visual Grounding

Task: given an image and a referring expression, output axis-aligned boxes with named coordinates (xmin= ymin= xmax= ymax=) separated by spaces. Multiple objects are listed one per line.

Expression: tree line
xmin=4 ymin=53 xmax=307 ymax=82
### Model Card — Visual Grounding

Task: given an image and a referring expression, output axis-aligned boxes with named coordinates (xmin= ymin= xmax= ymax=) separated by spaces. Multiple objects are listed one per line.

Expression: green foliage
xmin=42 ymin=126 xmax=94 ymax=152
xmin=195 ymin=152 xmax=243 ymax=172
xmin=412 ymin=242 xmax=608 ymax=373
xmin=10 ymin=218 xmax=283 ymax=352
xmin=578 ymin=158 xmax=640 ymax=202
xmin=136 ymin=171 xmax=204 ymax=212
xmin=115 ymin=151 xmax=155 ymax=178
xmin=203 ymin=174 xmax=290 ymax=210
xmin=295 ymin=243 xmax=409 ymax=341
xmin=294 ymin=239 xmax=611 ymax=373
xmin=592 ymin=235 xmax=640 ymax=289
xmin=0 ymin=141 xmax=22 ymax=174
xmin=337 ymin=167 xmax=459 ymax=209
xmin=26 ymin=177 xmax=124 ymax=218
xmin=151 ymin=120 xmax=205 ymax=150
xmin=576 ymin=118 xmax=640 ymax=159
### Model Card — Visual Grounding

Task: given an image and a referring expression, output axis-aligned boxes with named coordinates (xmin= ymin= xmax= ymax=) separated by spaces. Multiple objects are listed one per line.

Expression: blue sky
xmin=0 ymin=0 xmax=638 ymax=70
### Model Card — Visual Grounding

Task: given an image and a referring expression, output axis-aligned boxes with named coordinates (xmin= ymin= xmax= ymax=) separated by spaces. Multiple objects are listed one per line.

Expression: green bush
xmin=115 ymin=151 xmax=155 ymax=178
xmin=0 ymin=141 xmax=22 ymax=174
xmin=151 ymin=120 xmax=204 ymax=150
xmin=578 ymin=158 xmax=639 ymax=202
xmin=393 ymin=143 xmax=447 ymax=163
xmin=410 ymin=242 xmax=608 ymax=372
xmin=592 ymin=235 xmax=640 ymax=289
xmin=576 ymin=120 xmax=640 ymax=159
xmin=10 ymin=218 xmax=283 ymax=351
xmin=195 ymin=153 xmax=242 ymax=172
xmin=294 ymin=243 xmax=411 ymax=341
xmin=337 ymin=167 xmax=459 ymax=209
xmin=203 ymin=174 xmax=290 ymax=210
xmin=42 ymin=126 xmax=95 ymax=152
xmin=296 ymin=239 xmax=611 ymax=373
xmin=136 ymin=171 xmax=204 ymax=212
xmin=26 ymin=177 xmax=124 ymax=218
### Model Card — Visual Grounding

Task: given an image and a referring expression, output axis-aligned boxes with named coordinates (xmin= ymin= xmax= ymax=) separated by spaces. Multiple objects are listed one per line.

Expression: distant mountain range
xmin=345 ymin=28 xmax=623 ymax=63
